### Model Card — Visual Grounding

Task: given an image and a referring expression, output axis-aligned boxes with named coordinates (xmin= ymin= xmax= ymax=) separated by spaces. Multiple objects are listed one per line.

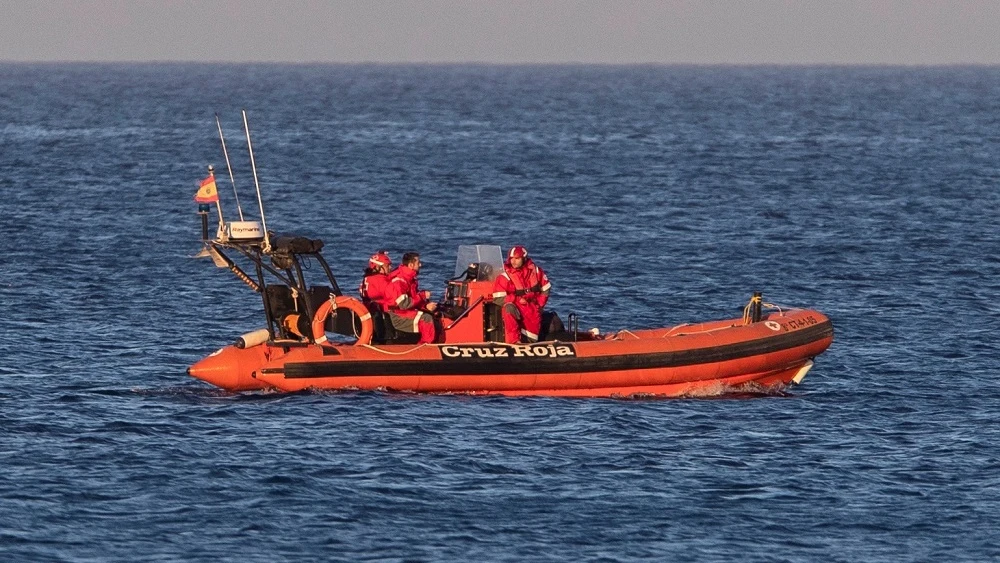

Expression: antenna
xmin=242 ymin=109 xmax=271 ymax=252
xmin=207 ymin=164 xmax=225 ymax=229
xmin=215 ymin=113 xmax=245 ymax=221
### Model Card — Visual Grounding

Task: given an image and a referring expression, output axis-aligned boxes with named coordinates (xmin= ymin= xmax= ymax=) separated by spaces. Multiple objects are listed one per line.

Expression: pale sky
xmin=2 ymin=0 xmax=999 ymax=65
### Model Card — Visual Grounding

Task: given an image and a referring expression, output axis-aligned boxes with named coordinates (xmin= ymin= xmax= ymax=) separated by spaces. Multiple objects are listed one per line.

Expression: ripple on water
xmin=1 ymin=64 xmax=1000 ymax=561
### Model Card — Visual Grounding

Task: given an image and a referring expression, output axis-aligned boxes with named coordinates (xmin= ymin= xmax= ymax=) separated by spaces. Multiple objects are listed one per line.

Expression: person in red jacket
xmin=492 ymin=245 xmax=551 ymax=343
xmin=359 ymin=251 xmax=393 ymax=313
xmin=385 ymin=252 xmax=439 ymax=344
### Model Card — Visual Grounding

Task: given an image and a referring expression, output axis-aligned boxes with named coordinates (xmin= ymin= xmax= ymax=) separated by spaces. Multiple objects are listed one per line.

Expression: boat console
xmin=438 ymin=245 xmax=506 ymax=343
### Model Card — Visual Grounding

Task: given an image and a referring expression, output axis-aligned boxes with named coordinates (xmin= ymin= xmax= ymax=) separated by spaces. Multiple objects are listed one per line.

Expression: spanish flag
xmin=194 ymin=175 xmax=219 ymax=203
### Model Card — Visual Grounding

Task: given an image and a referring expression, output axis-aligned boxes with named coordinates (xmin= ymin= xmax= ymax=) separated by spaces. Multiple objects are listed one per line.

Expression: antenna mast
xmin=242 ymin=109 xmax=271 ymax=252
xmin=207 ymin=164 xmax=225 ymax=229
xmin=215 ymin=113 xmax=245 ymax=221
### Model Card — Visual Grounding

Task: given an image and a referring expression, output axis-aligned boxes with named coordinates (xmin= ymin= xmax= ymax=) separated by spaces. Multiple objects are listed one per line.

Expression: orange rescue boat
xmin=186 ymin=116 xmax=832 ymax=398
xmin=187 ymin=235 xmax=833 ymax=398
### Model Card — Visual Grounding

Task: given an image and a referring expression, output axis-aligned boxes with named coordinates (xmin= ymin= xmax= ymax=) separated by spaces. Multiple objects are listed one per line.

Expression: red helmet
xmin=368 ymin=252 xmax=392 ymax=269
xmin=508 ymin=245 xmax=528 ymax=259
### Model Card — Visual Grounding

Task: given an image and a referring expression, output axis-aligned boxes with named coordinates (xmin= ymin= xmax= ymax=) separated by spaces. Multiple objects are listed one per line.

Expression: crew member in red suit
xmin=492 ymin=245 xmax=551 ymax=343
xmin=359 ymin=251 xmax=393 ymax=313
xmin=385 ymin=252 xmax=439 ymax=344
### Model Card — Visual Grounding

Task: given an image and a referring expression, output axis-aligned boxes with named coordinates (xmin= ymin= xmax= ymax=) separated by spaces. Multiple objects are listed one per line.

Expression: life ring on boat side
xmin=311 ymin=295 xmax=374 ymax=345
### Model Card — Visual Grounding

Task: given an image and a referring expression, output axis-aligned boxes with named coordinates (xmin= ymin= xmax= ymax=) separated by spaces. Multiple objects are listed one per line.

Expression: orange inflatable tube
xmin=190 ymin=308 xmax=833 ymax=398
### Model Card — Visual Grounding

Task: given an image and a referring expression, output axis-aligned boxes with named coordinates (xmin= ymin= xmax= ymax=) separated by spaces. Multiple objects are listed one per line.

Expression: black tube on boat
xmin=198 ymin=207 xmax=209 ymax=240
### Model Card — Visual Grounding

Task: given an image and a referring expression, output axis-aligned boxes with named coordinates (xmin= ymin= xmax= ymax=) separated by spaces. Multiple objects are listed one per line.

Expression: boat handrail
xmin=444 ymin=296 xmax=486 ymax=330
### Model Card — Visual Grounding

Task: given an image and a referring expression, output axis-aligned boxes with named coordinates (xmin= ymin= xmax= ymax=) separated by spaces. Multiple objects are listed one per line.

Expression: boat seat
xmin=379 ymin=312 xmax=421 ymax=345
xmin=367 ymin=304 xmax=389 ymax=344
xmin=364 ymin=305 xmax=421 ymax=345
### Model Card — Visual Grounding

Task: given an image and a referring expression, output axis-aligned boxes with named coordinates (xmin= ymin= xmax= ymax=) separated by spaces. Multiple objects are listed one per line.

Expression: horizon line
xmin=3 ymin=59 xmax=1000 ymax=68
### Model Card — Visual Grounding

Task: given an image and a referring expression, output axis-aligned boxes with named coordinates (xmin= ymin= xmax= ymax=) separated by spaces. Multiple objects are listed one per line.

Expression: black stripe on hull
xmin=275 ymin=321 xmax=833 ymax=379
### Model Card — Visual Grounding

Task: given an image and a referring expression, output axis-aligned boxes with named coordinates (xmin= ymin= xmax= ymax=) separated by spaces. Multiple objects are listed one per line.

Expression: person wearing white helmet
xmin=359 ymin=251 xmax=393 ymax=313
xmin=492 ymin=245 xmax=551 ymax=343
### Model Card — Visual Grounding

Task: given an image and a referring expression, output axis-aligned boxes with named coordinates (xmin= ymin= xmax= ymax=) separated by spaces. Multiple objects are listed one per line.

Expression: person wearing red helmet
xmin=492 ymin=245 xmax=551 ymax=343
xmin=385 ymin=252 xmax=439 ymax=344
xmin=359 ymin=251 xmax=394 ymax=313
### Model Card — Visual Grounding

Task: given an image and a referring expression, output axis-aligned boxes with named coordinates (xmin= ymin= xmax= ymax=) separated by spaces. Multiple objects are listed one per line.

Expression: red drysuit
xmin=492 ymin=255 xmax=551 ymax=343
xmin=385 ymin=264 xmax=438 ymax=344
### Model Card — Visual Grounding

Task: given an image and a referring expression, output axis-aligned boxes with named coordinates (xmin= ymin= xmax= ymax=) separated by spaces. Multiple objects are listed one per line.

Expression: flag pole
xmin=242 ymin=109 xmax=270 ymax=252
xmin=215 ymin=113 xmax=245 ymax=221
xmin=207 ymin=164 xmax=225 ymax=230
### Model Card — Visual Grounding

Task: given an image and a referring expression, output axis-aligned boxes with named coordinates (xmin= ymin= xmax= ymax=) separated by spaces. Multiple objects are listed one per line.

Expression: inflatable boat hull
xmin=189 ymin=309 xmax=833 ymax=398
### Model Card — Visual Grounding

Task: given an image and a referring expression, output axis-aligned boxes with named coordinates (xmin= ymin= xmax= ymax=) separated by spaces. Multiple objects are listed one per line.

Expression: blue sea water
xmin=1 ymin=63 xmax=999 ymax=561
